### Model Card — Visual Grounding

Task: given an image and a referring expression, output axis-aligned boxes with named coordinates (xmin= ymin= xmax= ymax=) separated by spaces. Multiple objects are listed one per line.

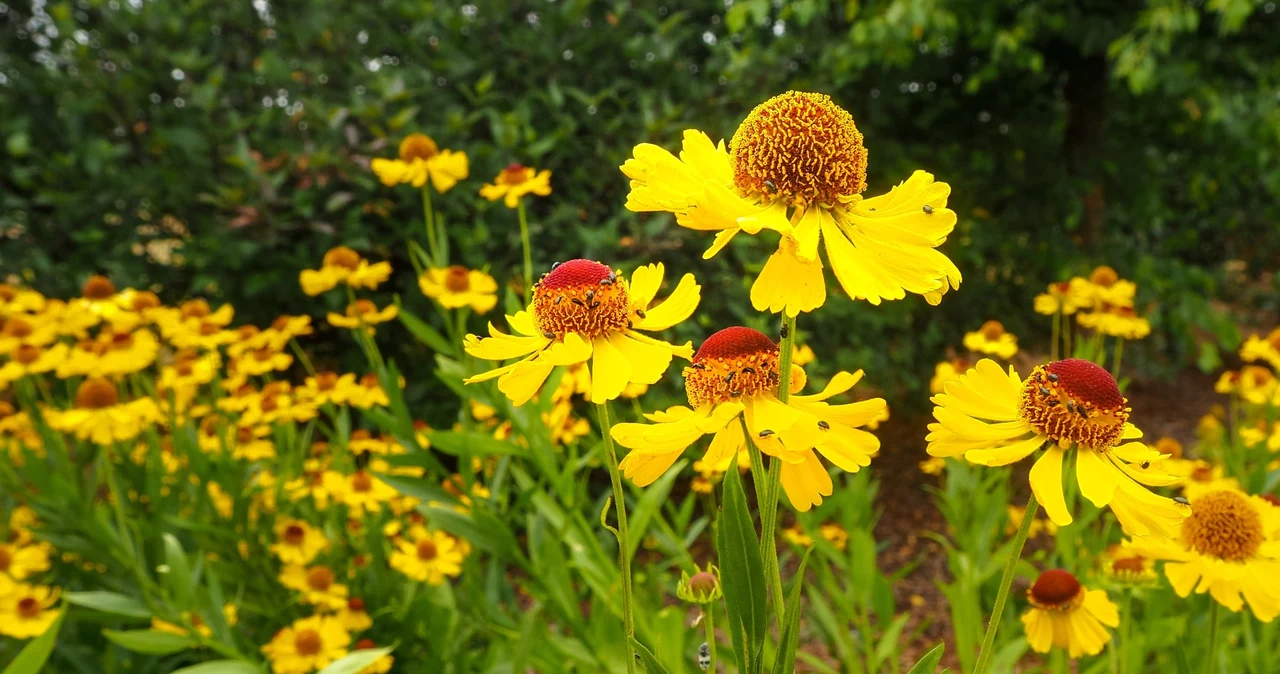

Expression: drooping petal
xmin=814 ymin=425 xmax=878 ymax=472
xmin=612 ymin=405 xmax=718 ymax=456
xmin=750 ymin=238 xmax=825 ymax=317
xmin=1076 ymin=448 xmax=1121 ymax=508
xmin=779 ymin=449 xmax=833 ymax=512
xmin=610 ymin=333 xmax=670 ymax=385
xmin=541 ymin=333 xmax=593 ymax=366
xmin=497 ymin=361 xmax=556 ymax=406
xmin=964 ymin=435 xmax=1044 ymax=466
xmin=619 ymin=451 xmax=686 ymax=487
xmin=633 ymin=273 xmax=700 ymax=331
xmin=628 ymin=263 xmax=665 ymax=310
xmin=590 ymin=335 xmax=633 ymax=403
xmin=1029 ymin=446 xmax=1073 ymax=526
xmin=791 ymin=370 xmax=864 ymax=402
xmin=702 ymin=416 xmax=746 ymax=468
xmin=464 ymin=329 xmax=547 ymax=361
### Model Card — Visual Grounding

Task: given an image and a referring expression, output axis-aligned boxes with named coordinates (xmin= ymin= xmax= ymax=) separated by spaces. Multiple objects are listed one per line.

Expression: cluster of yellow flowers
xmin=0 ymin=507 xmax=60 ymax=640
xmin=1035 ymin=265 xmax=1151 ymax=340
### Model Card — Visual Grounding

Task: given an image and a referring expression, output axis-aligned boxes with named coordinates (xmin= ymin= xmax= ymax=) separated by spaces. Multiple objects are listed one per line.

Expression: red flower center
xmin=283 ymin=524 xmax=306 ymax=546
xmin=75 ymin=378 xmax=120 ymax=409
xmin=416 ymin=540 xmax=439 ymax=561
xmin=294 ymin=629 xmax=323 ymax=656
xmin=684 ymin=327 xmax=781 ymax=408
xmin=82 ymin=275 xmax=117 ymax=299
xmin=306 ymin=566 xmax=334 ymax=591
xmin=16 ymin=597 xmax=41 ymax=619
xmin=1019 ymin=359 xmax=1129 ymax=450
xmin=531 ymin=260 xmax=630 ymax=340
xmin=1029 ymin=569 xmax=1082 ymax=608
xmin=497 ymin=163 xmax=528 ymax=186
xmin=443 ymin=266 xmax=471 ymax=292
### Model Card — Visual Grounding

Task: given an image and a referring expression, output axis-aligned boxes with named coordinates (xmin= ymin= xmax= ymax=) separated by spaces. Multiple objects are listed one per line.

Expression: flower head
xmin=0 ymin=577 xmax=60 ymax=639
xmin=963 ymin=320 xmax=1018 ymax=359
xmin=479 ymin=163 xmax=552 ymax=208
xmin=1021 ymin=569 xmax=1119 ymax=658
xmin=419 ymin=266 xmax=498 ymax=314
xmin=1086 ymin=266 xmax=1137 ymax=308
xmin=280 ymin=564 xmax=350 ymax=611
xmin=46 ymin=378 xmax=160 ymax=445
xmin=370 ymin=133 xmax=469 ymax=193
xmin=1100 ymin=543 xmax=1157 ymax=587
xmin=1077 ymin=304 xmax=1151 ymax=340
xmin=1034 ymin=278 xmax=1092 ymax=316
xmin=676 ymin=564 xmax=723 ymax=604
xmin=327 ymin=300 xmax=398 ymax=333
xmin=464 ymin=260 xmax=699 ymax=404
xmin=390 ymin=527 xmax=466 ymax=585
xmin=612 ymin=326 xmax=886 ymax=511
xmin=299 ymin=247 xmax=392 ymax=296
xmin=927 ymin=359 xmax=1187 ymax=536
xmin=622 ymin=90 xmax=961 ymax=316
xmin=261 ymin=614 xmax=351 ymax=674
xmin=270 ymin=518 xmax=328 ymax=566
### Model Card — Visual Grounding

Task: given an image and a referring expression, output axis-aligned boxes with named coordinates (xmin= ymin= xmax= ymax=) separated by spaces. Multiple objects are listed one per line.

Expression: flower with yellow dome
xmin=1077 ymin=305 xmax=1151 ymax=340
xmin=45 ymin=378 xmax=161 ymax=445
xmin=0 ymin=541 xmax=51 ymax=580
xmin=337 ymin=598 xmax=373 ymax=632
xmin=270 ymin=518 xmax=328 ymax=566
xmin=1215 ymin=366 xmax=1276 ymax=405
xmin=927 ymin=359 xmax=1185 ymax=536
xmin=298 ymin=371 xmax=362 ymax=407
xmin=963 ymin=320 xmax=1019 ymax=359
xmin=261 ymin=614 xmax=351 ymax=674
xmin=0 ymin=343 xmax=67 ymax=388
xmin=1099 ymin=543 xmax=1157 ymax=587
xmin=611 ymin=326 xmax=885 ymax=511
xmin=389 ymin=527 xmax=466 ymax=585
xmin=464 ymin=260 xmax=699 ymax=405
xmin=622 ymin=91 xmax=960 ymax=316
xmin=419 ymin=266 xmax=499 ymax=314
xmin=1084 ymin=266 xmax=1136 ymax=308
xmin=280 ymin=565 xmax=350 ymax=611
xmin=338 ymin=471 xmax=399 ymax=517
xmin=370 ymin=133 xmax=468 ymax=193
xmin=1021 ymin=569 xmax=1119 ymax=658
xmin=479 ymin=163 xmax=552 ymax=208
xmin=299 ymin=246 xmax=392 ymax=297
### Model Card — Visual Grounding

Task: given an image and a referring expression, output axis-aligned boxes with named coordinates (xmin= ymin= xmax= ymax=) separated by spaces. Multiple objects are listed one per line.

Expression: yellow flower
xmin=261 ymin=614 xmax=351 ymax=674
xmin=349 ymin=373 xmax=391 ymax=409
xmin=1215 ymin=366 xmax=1276 ymax=405
xmin=781 ymin=525 xmax=812 ymax=547
xmin=479 ymin=163 xmax=552 ymax=208
xmin=1100 ymin=543 xmax=1157 ymax=586
xmin=271 ymin=518 xmax=328 ymax=565
xmin=0 ymin=578 xmax=61 ymax=639
xmin=545 ymin=402 xmax=590 ymax=446
xmin=370 ymin=133 xmax=469 ymax=193
xmin=918 ymin=455 xmax=947 ymax=475
xmin=0 ymin=342 xmax=68 ymax=387
xmin=280 ymin=565 xmax=350 ymax=611
xmin=207 ymin=482 xmax=234 ymax=518
xmin=1165 ymin=459 xmax=1241 ymax=501
xmin=612 ymin=326 xmax=886 ymax=511
xmin=154 ymin=298 xmax=236 ymax=341
xmin=0 ymin=541 xmax=51 ymax=580
xmin=1008 ymin=505 xmax=1058 ymax=539
xmin=419 ymin=266 xmax=499 ymax=314
xmin=926 ymin=359 xmax=1186 ymax=536
xmin=464 ymin=260 xmax=699 ymax=405
xmin=1240 ymin=328 xmax=1280 ymax=371
xmin=928 ymin=357 xmax=971 ymax=395
xmin=232 ymin=346 xmax=294 ymax=378
xmin=157 ymin=350 xmax=221 ymax=395
xmin=1077 ymin=305 xmax=1151 ymax=340
xmin=622 ymin=91 xmax=961 ymax=316
xmin=152 ymin=603 xmax=238 ymax=638
xmin=1021 ymin=569 xmax=1118 ymax=658
xmin=1033 ymin=278 xmax=1092 ymax=315
xmin=229 ymin=424 xmax=276 ymax=461
xmin=1085 ymin=266 xmax=1137 ymax=308
xmin=820 ymin=522 xmax=848 ymax=551
xmin=551 ymin=362 xmax=593 ymax=404
xmin=1135 ymin=490 xmax=1280 ymax=620
xmin=337 ymin=598 xmax=373 ymax=632
xmin=55 ymin=327 xmax=160 ymax=378
xmin=299 ymin=246 xmax=392 ymax=296
xmin=963 ymin=320 xmax=1018 ymax=359
xmin=299 ymin=371 xmax=362 ymax=406
xmin=390 ymin=527 xmax=466 ymax=584
xmin=792 ymin=343 xmax=815 ymax=367
xmin=327 ymin=300 xmax=399 ymax=333
xmin=46 ymin=378 xmax=161 ymax=445
xmin=339 ymin=471 xmax=399 ymax=517
xmin=0 ymin=314 xmax=60 ymax=356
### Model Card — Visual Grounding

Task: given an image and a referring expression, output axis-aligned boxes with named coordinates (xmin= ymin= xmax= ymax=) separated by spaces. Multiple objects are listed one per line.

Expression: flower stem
xmin=597 ymin=402 xmax=637 ymax=674
xmin=1112 ymin=337 xmax=1125 ymax=380
xmin=1119 ymin=587 xmax=1133 ymax=674
xmin=973 ymin=490 xmax=1039 ymax=674
xmin=421 ymin=185 xmax=440 ymax=266
xmin=516 ymin=198 xmax=533 ymax=300
xmin=761 ymin=313 xmax=798 ymax=624
xmin=1051 ymin=310 xmax=1061 ymax=362
xmin=705 ymin=606 xmax=717 ymax=673
xmin=1204 ymin=600 xmax=1220 ymax=674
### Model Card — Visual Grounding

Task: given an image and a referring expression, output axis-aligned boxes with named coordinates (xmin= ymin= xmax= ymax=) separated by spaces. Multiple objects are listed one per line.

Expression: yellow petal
xmin=619 ymin=450 xmax=685 ymax=487
xmin=1029 ymin=446 xmax=1073 ymax=526
xmin=464 ymin=330 xmax=546 ymax=361
xmin=628 ymin=263 xmax=665 ymax=309
xmin=965 ymin=435 xmax=1044 ymax=466
xmin=610 ymin=333 xmax=671 ymax=385
xmin=589 ymin=335 xmax=632 ymax=403
xmin=633 ymin=273 xmax=700 ymax=331
xmin=779 ymin=449 xmax=832 ymax=512
xmin=1075 ymin=448 xmax=1121 ymax=508
xmin=750 ymin=239 xmax=825 ymax=316
xmin=497 ymin=362 xmax=555 ymax=406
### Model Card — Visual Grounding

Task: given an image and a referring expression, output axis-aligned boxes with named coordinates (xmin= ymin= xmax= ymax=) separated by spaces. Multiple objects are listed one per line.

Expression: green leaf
xmin=2 ymin=609 xmax=65 ymax=674
xmin=171 ymin=661 xmax=265 ymax=674
xmin=315 ymin=647 xmax=395 ymax=674
xmin=771 ymin=548 xmax=812 ymax=674
xmin=630 ymin=637 xmax=671 ymax=674
xmin=419 ymin=503 xmax=528 ymax=569
xmin=396 ymin=305 xmax=454 ymax=356
xmin=873 ymin=614 xmax=912 ymax=666
xmin=716 ymin=450 xmax=767 ymax=674
xmin=427 ymin=430 xmax=520 ymax=457
xmin=102 ymin=629 xmax=196 ymax=655
xmin=905 ymin=644 xmax=945 ymax=674
xmin=163 ymin=533 xmax=194 ymax=610
xmin=63 ymin=591 xmax=151 ymax=619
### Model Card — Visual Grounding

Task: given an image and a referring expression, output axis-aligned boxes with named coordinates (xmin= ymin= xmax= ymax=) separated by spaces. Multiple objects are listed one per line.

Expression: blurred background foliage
xmin=2 ymin=0 xmax=1278 ymax=407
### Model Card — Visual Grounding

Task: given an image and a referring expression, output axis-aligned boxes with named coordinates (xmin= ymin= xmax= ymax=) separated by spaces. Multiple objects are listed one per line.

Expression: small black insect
xmin=763 ymin=179 xmax=777 ymax=193
xmin=690 ymin=363 xmax=707 ymax=370
xmin=635 ymin=308 xmax=647 ymax=319
xmin=1047 ymin=373 xmax=1059 ymax=382
xmin=542 ymin=331 xmax=555 ymax=340
xmin=1076 ymin=405 xmax=1089 ymax=419
xmin=554 ymin=296 xmax=564 ymax=305
xmin=1046 ymin=399 xmax=1060 ymax=407
xmin=1140 ymin=461 xmax=1150 ymax=469
xmin=922 ymin=204 xmax=934 ymax=215
xmin=599 ymin=277 xmax=612 ymax=286
xmin=1066 ymin=400 xmax=1077 ymax=413
xmin=585 ymin=290 xmax=595 ymax=304
xmin=741 ymin=367 xmax=756 ymax=375
xmin=571 ymin=298 xmax=586 ymax=307
xmin=609 ymin=270 xmax=617 ymax=283
xmin=725 ymin=372 xmax=736 ymax=384
xmin=758 ymin=429 xmax=775 ymax=438
xmin=1174 ymin=496 xmax=1190 ymax=505
xmin=780 ymin=324 xmax=790 ymax=339
xmin=729 ymin=389 xmax=743 ymax=397
xmin=817 ymin=420 xmax=830 ymax=430
xmin=869 ymin=207 xmax=876 ymax=212
xmin=551 ymin=261 xmax=562 ymax=270
xmin=1039 ymin=386 xmax=1051 ymax=396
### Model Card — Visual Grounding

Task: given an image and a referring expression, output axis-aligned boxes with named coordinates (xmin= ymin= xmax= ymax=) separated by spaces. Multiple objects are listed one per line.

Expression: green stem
xmin=517 ymin=198 xmax=533 ymax=300
xmin=1112 ymin=337 xmax=1125 ymax=380
xmin=760 ymin=313 xmax=798 ymax=624
xmin=973 ymin=490 xmax=1039 ymax=674
xmin=1205 ymin=601 xmax=1220 ymax=674
xmin=1064 ymin=313 xmax=1073 ymax=358
xmin=597 ymin=402 xmax=637 ymax=674
xmin=1051 ymin=310 xmax=1060 ymax=362
xmin=421 ymin=185 xmax=440 ymax=266
xmin=1119 ymin=587 xmax=1133 ymax=674
xmin=705 ymin=606 xmax=717 ymax=673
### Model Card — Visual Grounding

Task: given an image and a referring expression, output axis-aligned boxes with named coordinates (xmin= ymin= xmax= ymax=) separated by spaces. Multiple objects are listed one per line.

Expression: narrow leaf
xmin=162 ymin=534 xmax=194 ymax=610
xmin=102 ymin=628 xmax=195 ymax=655
xmin=2 ymin=609 xmax=65 ymax=674
xmin=771 ymin=548 xmax=812 ymax=674
xmin=905 ymin=642 xmax=945 ymax=674
xmin=316 ymin=647 xmax=395 ymax=674
xmin=630 ymin=637 xmax=672 ymax=674
xmin=171 ymin=661 xmax=265 ymax=674
xmin=716 ymin=451 xmax=767 ymax=674
xmin=63 ymin=591 xmax=151 ymax=619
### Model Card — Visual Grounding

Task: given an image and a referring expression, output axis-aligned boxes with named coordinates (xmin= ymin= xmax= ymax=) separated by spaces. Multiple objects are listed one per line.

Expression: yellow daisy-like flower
xmin=0 ymin=342 xmax=68 ymax=387
xmin=0 ymin=541 xmax=51 ymax=580
xmin=299 ymin=371 xmax=362 ymax=406
xmin=0 ymin=314 xmax=60 ymax=356
xmin=1100 ymin=543 xmax=1158 ymax=587
xmin=0 ymin=578 xmax=61 ymax=639
xmin=327 ymin=300 xmax=398 ymax=333
xmin=46 ymin=378 xmax=161 ymax=445
xmin=1136 ymin=490 xmax=1280 ymax=620
xmin=1034 ymin=278 xmax=1092 ymax=316
xmin=545 ymin=401 xmax=590 ymax=446
xmin=279 ymin=565 xmax=350 ymax=611
xmin=370 ymin=133 xmax=469 ymax=193
xmin=152 ymin=603 xmax=238 ymax=638
xmin=157 ymin=349 xmax=221 ymax=394
xmin=1021 ymin=569 xmax=1119 ymax=658
xmin=73 ymin=274 xmax=123 ymax=319
xmin=339 ymin=471 xmax=399 ymax=517
xmin=1215 ymin=366 xmax=1276 ymax=405
xmin=53 ymin=327 xmax=160 ymax=378
xmin=349 ymin=373 xmax=391 ymax=409
xmin=1077 ymin=304 xmax=1151 ymax=340
xmin=926 ymin=358 xmax=1186 ymax=536
xmin=963 ymin=320 xmax=1019 ymax=359
xmin=299 ymin=246 xmax=393 ymax=297
xmin=819 ymin=522 xmax=849 ymax=551
xmin=611 ymin=326 xmax=886 ymax=511
xmin=1086 ymin=266 xmax=1136 ymax=308
xmin=918 ymin=455 xmax=947 ymax=475
xmin=231 ymin=347 xmax=294 ymax=377
xmin=1163 ymin=459 xmax=1242 ymax=501
xmin=261 ymin=614 xmax=351 ymax=674
xmin=781 ymin=525 xmax=812 ymax=547
xmin=419 ymin=266 xmax=499 ymax=314
xmin=1239 ymin=328 xmax=1280 ymax=371
xmin=390 ymin=527 xmax=466 ymax=585
xmin=337 ymin=598 xmax=373 ymax=632
xmin=479 ymin=163 xmax=553 ymax=208
xmin=270 ymin=518 xmax=328 ymax=566
xmin=207 ymin=482 xmax=234 ymax=518
xmin=792 ymin=343 xmax=815 ymax=367
xmin=929 ymin=357 xmax=971 ymax=395
xmin=463 ymin=259 xmax=699 ymax=405
xmin=621 ymin=90 xmax=961 ymax=316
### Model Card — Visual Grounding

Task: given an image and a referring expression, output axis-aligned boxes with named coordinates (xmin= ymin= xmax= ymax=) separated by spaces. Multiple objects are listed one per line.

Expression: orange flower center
xmin=272 ymin=315 xmax=291 ymax=331
xmin=197 ymin=321 xmax=220 ymax=336
xmin=349 ymin=300 xmax=377 ymax=317
xmin=351 ymin=472 xmax=374 ymax=493
xmin=323 ymin=246 xmax=362 ymax=270
xmin=1111 ymin=555 xmax=1146 ymax=574
xmin=355 ymin=638 xmax=378 ymax=650
xmin=688 ymin=571 xmax=718 ymax=595
xmin=253 ymin=347 xmax=275 ymax=362
xmin=398 ymin=133 xmax=439 ymax=162
xmin=0 ymin=547 xmax=11 ymax=571
xmin=314 ymin=372 xmax=338 ymax=391
xmin=1190 ymin=465 xmax=1215 ymax=483
xmin=109 ymin=331 xmax=135 ymax=350
xmin=978 ymin=320 xmax=1006 ymax=340
xmin=1181 ymin=490 xmax=1263 ymax=561
xmin=443 ymin=266 xmax=471 ymax=293
xmin=1089 ymin=266 xmax=1119 ymax=287
xmin=16 ymin=597 xmax=41 ymax=619
xmin=496 ymin=163 xmax=528 ymax=186
xmin=416 ymin=540 xmax=439 ymax=561
xmin=684 ymin=327 xmax=781 ymax=408
xmin=283 ymin=525 xmax=306 ymax=546
xmin=75 ymin=378 xmax=120 ymax=409
xmin=1028 ymin=569 xmax=1082 ymax=609
xmin=0 ymin=284 xmax=15 ymax=301
xmin=131 ymin=291 xmax=161 ymax=311
xmin=259 ymin=395 xmax=280 ymax=413
xmin=1019 ymin=359 xmax=1129 ymax=450
xmin=82 ymin=275 xmax=117 ymax=299
xmin=348 ymin=597 xmax=366 ymax=612
xmin=236 ymin=426 xmax=255 ymax=443
xmin=531 ymin=260 xmax=630 ymax=340
xmin=360 ymin=373 xmax=380 ymax=388
xmin=180 ymin=299 xmax=211 ymax=319
xmin=730 ymin=91 xmax=867 ymax=206
xmin=14 ymin=344 xmax=41 ymax=365
xmin=1155 ymin=438 xmax=1183 ymax=459
xmin=306 ymin=566 xmax=335 ymax=591
xmin=351 ymin=429 xmax=372 ymax=441
xmin=294 ymin=629 xmax=323 ymax=656
xmin=3 ymin=318 xmax=32 ymax=338
xmin=1052 ymin=281 xmax=1072 ymax=294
